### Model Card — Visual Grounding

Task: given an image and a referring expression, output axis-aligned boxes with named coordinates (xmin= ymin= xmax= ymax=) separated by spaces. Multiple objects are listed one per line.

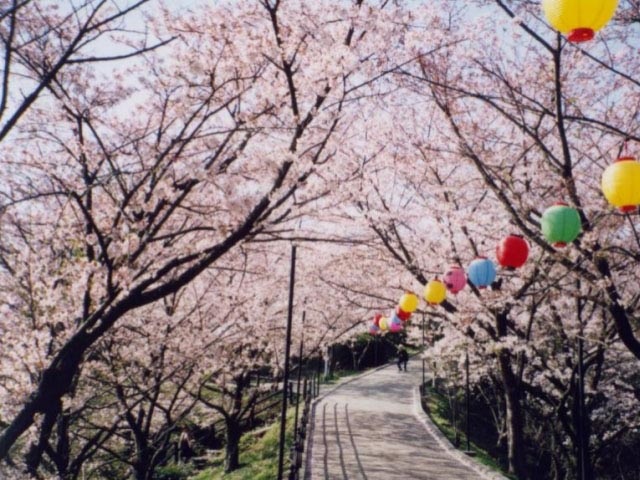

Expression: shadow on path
xmin=305 ymin=362 xmax=507 ymax=480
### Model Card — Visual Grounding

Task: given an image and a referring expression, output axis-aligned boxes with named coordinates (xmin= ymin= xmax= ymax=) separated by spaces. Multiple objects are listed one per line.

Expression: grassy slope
xmin=422 ymin=387 xmax=518 ymax=480
xmin=191 ymin=408 xmax=295 ymax=480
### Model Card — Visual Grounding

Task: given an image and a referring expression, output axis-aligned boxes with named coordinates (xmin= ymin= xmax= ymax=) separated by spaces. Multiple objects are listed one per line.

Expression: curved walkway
xmin=304 ymin=361 xmax=508 ymax=480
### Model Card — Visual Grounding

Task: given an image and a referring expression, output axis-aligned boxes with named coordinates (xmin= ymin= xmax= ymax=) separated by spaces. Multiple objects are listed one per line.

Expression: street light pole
xmin=465 ymin=347 xmax=470 ymax=453
xmin=577 ymin=333 xmax=587 ymax=480
xmin=421 ymin=313 xmax=426 ymax=389
xmin=293 ymin=311 xmax=306 ymax=447
xmin=277 ymin=245 xmax=296 ymax=480
xmin=576 ymin=283 xmax=592 ymax=480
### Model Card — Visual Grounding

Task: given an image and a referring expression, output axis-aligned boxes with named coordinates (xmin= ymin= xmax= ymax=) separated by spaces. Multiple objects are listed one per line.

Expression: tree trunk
xmin=498 ymin=350 xmax=526 ymax=479
xmin=132 ymin=447 xmax=152 ymax=480
xmin=572 ymin=383 xmax=593 ymax=480
xmin=496 ymin=311 xmax=526 ymax=479
xmin=25 ymin=398 xmax=61 ymax=476
xmin=224 ymin=418 xmax=242 ymax=473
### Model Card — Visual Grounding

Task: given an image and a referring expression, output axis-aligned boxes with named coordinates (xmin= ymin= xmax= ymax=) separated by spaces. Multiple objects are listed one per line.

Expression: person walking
xmin=397 ymin=346 xmax=409 ymax=371
xmin=178 ymin=428 xmax=193 ymax=463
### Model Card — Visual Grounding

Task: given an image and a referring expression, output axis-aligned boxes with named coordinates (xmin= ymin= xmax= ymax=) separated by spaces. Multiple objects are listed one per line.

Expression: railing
xmin=287 ymin=374 xmax=318 ymax=480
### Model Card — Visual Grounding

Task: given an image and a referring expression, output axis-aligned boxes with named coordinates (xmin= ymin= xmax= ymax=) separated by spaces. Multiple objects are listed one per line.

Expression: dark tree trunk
xmin=496 ymin=311 xmax=526 ymax=479
xmin=134 ymin=457 xmax=151 ymax=480
xmin=224 ymin=417 xmax=242 ymax=473
xmin=55 ymin=413 xmax=71 ymax=476
xmin=25 ymin=398 xmax=62 ymax=476
xmin=571 ymin=383 xmax=593 ymax=480
xmin=498 ymin=350 xmax=526 ymax=479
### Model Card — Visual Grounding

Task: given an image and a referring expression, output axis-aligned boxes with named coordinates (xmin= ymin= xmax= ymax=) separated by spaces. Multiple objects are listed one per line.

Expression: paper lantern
xmin=496 ymin=234 xmax=529 ymax=269
xmin=369 ymin=324 xmax=380 ymax=335
xmin=467 ymin=257 xmax=496 ymax=289
xmin=541 ymin=203 xmax=581 ymax=247
xmin=396 ymin=306 xmax=411 ymax=321
xmin=373 ymin=313 xmax=382 ymax=327
xmin=443 ymin=266 xmax=467 ymax=294
xmin=398 ymin=292 xmax=419 ymax=313
xmin=542 ymin=0 xmax=618 ymax=42
xmin=379 ymin=317 xmax=389 ymax=331
xmin=424 ymin=279 xmax=447 ymax=305
xmin=389 ymin=315 xmax=402 ymax=333
xmin=601 ymin=157 xmax=640 ymax=213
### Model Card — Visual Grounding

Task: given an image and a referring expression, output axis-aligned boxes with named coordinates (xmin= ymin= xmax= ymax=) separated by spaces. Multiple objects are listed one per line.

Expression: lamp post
xmin=465 ymin=346 xmax=471 ymax=454
xmin=576 ymin=290 xmax=592 ymax=480
xmin=277 ymin=245 xmax=296 ymax=480
xmin=421 ymin=312 xmax=426 ymax=389
xmin=292 ymin=311 xmax=305 ymax=450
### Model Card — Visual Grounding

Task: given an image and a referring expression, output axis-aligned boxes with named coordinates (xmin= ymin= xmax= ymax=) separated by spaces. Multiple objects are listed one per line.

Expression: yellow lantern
xmin=398 ymin=292 xmax=419 ymax=313
xmin=542 ymin=0 xmax=618 ymax=43
xmin=379 ymin=317 xmax=389 ymax=332
xmin=601 ymin=157 xmax=640 ymax=213
xmin=424 ymin=280 xmax=446 ymax=306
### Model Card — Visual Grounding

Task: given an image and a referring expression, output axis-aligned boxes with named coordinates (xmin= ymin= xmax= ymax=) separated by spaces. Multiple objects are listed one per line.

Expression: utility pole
xmin=277 ymin=245 xmax=296 ymax=480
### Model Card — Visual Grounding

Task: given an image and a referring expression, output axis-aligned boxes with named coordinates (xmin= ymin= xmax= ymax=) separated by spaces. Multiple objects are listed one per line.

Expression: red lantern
xmin=396 ymin=306 xmax=411 ymax=322
xmin=496 ymin=234 xmax=529 ymax=269
xmin=373 ymin=313 xmax=382 ymax=327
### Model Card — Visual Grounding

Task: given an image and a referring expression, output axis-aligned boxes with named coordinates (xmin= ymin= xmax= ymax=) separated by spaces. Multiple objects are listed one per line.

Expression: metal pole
xmin=577 ymin=335 xmax=586 ymax=480
xmin=422 ymin=313 xmax=426 ymax=389
xmin=277 ymin=245 xmax=296 ymax=480
xmin=465 ymin=347 xmax=471 ymax=453
xmin=293 ymin=311 xmax=306 ymax=445
xmin=576 ymin=285 xmax=591 ymax=480
xmin=374 ymin=336 xmax=378 ymax=366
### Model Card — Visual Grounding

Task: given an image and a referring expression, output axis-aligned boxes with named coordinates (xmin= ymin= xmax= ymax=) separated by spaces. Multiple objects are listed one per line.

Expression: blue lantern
xmin=467 ymin=257 xmax=496 ymax=289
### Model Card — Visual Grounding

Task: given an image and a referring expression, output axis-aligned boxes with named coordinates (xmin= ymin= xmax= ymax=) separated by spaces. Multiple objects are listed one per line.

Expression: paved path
xmin=304 ymin=361 xmax=508 ymax=480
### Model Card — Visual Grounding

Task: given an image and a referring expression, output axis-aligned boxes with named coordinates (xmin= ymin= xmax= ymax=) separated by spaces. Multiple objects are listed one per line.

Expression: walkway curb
xmin=412 ymin=386 xmax=511 ymax=480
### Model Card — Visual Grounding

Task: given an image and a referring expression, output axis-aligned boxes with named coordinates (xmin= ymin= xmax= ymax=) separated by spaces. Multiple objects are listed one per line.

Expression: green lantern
xmin=541 ymin=203 xmax=582 ymax=248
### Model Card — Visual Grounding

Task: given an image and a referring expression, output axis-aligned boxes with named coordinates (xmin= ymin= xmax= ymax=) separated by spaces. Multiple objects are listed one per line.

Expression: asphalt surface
xmin=304 ymin=361 xmax=509 ymax=480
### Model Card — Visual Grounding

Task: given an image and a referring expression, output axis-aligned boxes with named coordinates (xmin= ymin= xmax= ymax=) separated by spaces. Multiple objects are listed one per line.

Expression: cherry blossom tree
xmin=315 ymin=2 xmax=640 ymax=478
xmin=0 ymin=0 xmax=437 ymax=474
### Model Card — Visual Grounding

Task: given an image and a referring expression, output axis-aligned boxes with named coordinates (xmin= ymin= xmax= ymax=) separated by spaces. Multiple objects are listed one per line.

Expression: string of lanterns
xmin=368 ymin=151 xmax=639 ymax=335
xmin=369 ymin=292 xmax=419 ymax=335
xmin=368 ymin=3 xmax=637 ymax=336
xmin=368 ymin=234 xmax=531 ymax=334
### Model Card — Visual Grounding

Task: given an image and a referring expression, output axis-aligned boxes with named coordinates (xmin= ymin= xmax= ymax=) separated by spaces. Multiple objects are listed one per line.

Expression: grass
xmin=190 ymin=408 xmax=296 ymax=480
xmin=421 ymin=386 xmax=518 ymax=480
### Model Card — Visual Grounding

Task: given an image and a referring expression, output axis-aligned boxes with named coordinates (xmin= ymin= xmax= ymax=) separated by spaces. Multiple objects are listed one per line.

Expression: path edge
xmin=412 ymin=385 xmax=511 ymax=480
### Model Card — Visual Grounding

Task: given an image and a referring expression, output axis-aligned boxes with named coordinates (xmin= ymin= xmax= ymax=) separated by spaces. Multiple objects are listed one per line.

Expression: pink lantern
xmin=443 ymin=266 xmax=467 ymax=294
xmin=388 ymin=320 xmax=403 ymax=333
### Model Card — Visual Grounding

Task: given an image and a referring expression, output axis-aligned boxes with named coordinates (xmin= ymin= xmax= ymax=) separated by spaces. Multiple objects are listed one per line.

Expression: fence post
xmin=293 ymin=332 xmax=304 ymax=450
xmin=302 ymin=377 xmax=308 ymax=401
